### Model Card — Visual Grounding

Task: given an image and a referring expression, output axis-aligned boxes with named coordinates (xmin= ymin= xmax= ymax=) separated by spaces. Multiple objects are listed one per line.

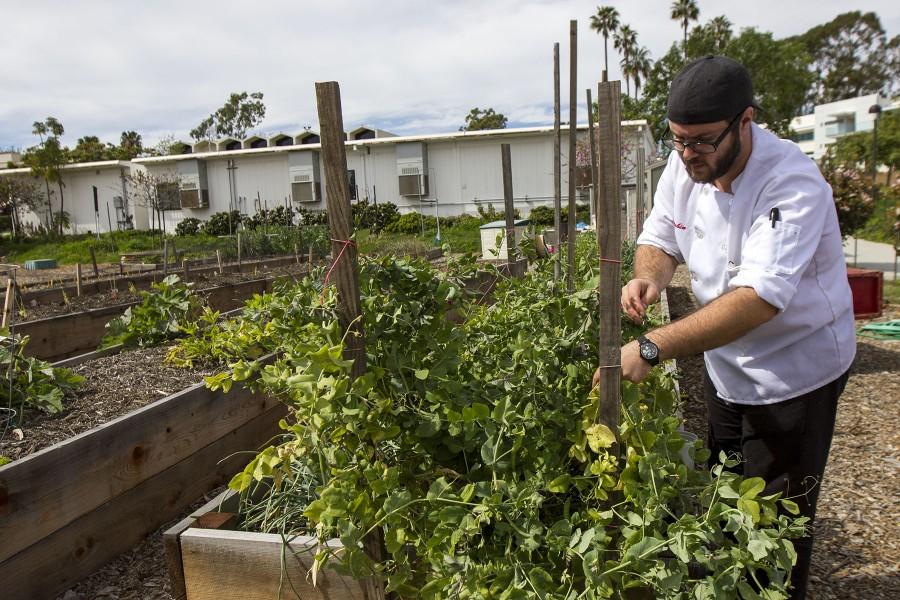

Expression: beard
xmin=682 ymin=131 xmax=742 ymax=184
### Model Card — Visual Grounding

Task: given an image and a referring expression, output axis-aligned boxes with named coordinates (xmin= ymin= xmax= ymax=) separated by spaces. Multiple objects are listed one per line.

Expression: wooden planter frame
xmin=0 ymin=353 xmax=286 ymax=600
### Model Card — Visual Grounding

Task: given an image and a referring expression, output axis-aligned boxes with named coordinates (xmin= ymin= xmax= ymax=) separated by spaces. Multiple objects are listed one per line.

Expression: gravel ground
xmin=668 ymin=266 xmax=900 ymax=599
xmin=0 ymin=345 xmax=217 ymax=462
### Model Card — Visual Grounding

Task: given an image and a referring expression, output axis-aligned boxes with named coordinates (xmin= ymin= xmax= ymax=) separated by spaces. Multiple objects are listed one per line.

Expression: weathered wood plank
xmin=0 ymin=364 xmax=280 ymax=563
xmin=553 ymin=41 xmax=562 ymax=281
xmin=0 ymin=403 xmax=286 ymax=600
xmin=596 ymin=79 xmax=623 ymax=437
xmin=567 ymin=19 xmax=577 ymax=292
xmin=181 ymin=529 xmax=364 ymax=600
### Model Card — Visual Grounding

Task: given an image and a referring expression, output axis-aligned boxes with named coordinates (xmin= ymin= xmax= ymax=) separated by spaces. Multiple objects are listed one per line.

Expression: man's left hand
xmin=620 ymin=339 xmax=652 ymax=383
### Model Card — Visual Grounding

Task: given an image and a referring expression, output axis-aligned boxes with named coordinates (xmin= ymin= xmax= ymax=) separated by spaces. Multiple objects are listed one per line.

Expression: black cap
xmin=667 ymin=56 xmax=757 ymax=124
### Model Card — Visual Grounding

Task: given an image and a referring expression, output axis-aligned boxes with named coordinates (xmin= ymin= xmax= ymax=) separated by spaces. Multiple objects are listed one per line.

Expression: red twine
xmin=321 ymin=238 xmax=356 ymax=296
xmin=599 ymin=257 xmax=622 ymax=264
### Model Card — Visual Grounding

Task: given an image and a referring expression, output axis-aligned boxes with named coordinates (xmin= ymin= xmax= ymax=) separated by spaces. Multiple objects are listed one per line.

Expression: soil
xmin=0 ymin=345 xmax=218 ymax=462
xmin=19 ymin=264 xmax=898 ymax=599
xmin=668 ymin=266 xmax=900 ymax=600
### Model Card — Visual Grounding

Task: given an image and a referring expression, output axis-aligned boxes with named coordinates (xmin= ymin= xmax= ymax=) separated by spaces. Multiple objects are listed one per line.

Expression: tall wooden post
xmin=501 ymin=144 xmax=516 ymax=265
xmin=567 ymin=19 xmax=577 ymax=292
xmin=237 ymin=233 xmax=242 ymax=268
xmin=635 ymin=146 xmax=646 ymax=238
xmin=163 ymin=239 xmax=169 ymax=276
xmin=316 ymin=80 xmax=379 ymax=600
xmin=553 ymin=42 xmax=562 ymax=281
xmin=587 ymin=88 xmax=598 ymax=230
xmin=596 ymin=79 xmax=623 ymax=438
xmin=89 ymin=247 xmax=100 ymax=278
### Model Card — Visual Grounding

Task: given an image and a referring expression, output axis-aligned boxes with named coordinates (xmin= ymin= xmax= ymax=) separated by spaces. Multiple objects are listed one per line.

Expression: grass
xmin=884 ymin=278 xmax=900 ymax=307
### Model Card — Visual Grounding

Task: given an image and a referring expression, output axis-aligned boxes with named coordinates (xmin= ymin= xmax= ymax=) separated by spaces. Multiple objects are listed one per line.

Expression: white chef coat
xmin=637 ymin=123 xmax=856 ymax=404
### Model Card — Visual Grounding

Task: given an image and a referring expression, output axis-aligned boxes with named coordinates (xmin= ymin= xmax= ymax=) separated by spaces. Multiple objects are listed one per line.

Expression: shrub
xmin=477 ymin=204 xmax=520 ymax=222
xmin=201 ymin=211 xmax=243 ymax=236
xmin=528 ymin=205 xmax=554 ymax=226
xmin=245 ymin=206 xmax=294 ymax=230
xmin=175 ymin=218 xmax=202 ymax=236
xmin=101 ymin=275 xmax=201 ymax=348
xmin=296 ymin=207 xmax=328 ymax=226
xmin=353 ymin=201 xmax=400 ymax=233
xmin=819 ymin=155 xmax=873 ymax=239
xmin=385 ymin=212 xmax=429 ymax=234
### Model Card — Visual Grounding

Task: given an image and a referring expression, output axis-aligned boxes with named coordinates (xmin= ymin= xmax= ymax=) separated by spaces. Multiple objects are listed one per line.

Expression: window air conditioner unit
xmin=288 ymin=151 xmax=321 ymax=203
xmin=177 ymin=159 xmax=210 ymax=209
xmin=396 ymin=142 xmax=429 ymax=197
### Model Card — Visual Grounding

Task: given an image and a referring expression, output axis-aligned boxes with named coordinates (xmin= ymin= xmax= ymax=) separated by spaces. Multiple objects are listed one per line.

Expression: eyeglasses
xmin=663 ymin=111 xmax=744 ymax=154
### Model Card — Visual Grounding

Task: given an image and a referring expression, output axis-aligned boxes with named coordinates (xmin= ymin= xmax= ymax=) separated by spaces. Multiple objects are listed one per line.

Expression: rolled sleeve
xmin=728 ymin=268 xmax=798 ymax=311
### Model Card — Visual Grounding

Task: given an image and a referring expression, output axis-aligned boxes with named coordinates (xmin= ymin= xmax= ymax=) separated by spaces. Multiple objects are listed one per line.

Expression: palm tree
xmin=671 ymin=0 xmax=700 ymax=59
xmin=589 ymin=6 xmax=620 ymax=77
xmin=614 ymin=24 xmax=638 ymax=96
xmin=31 ymin=120 xmax=54 ymax=230
xmin=631 ymin=46 xmax=653 ymax=98
xmin=706 ymin=15 xmax=732 ymax=52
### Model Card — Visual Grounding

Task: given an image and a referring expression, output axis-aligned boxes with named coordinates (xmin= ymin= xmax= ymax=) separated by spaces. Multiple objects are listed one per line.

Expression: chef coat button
xmin=696 ymin=230 xmax=704 ymax=239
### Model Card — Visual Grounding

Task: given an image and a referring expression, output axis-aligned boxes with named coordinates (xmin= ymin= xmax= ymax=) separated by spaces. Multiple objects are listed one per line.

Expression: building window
xmin=825 ymin=115 xmax=855 ymax=138
xmin=156 ymin=182 xmax=181 ymax=211
xmin=301 ymin=134 xmax=320 ymax=145
xmin=348 ymin=169 xmax=357 ymax=200
xmin=792 ymin=131 xmax=814 ymax=142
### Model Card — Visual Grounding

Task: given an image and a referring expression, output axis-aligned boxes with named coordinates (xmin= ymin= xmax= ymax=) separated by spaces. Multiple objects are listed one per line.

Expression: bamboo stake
xmin=215 ymin=250 xmax=223 ymax=275
xmin=596 ymin=79 xmax=623 ymax=439
xmin=2 ymin=278 xmax=13 ymax=328
xmin=75 ymin=264 xmax=82 ymax=297
xmin=567 ymin=19 xmax=577 ymax=292
xmin=294 ymin=243 xmax=300 ymax=264
xmin=89 ymin=247 xmax=99 ymax=278
xmin=553 ymin=42 xmax=562 ymax=281
xmin=316 ymin=80 xmax=379 ymax=599
xmin=237 ymin=233 xmax=242 ymax=268
xmin=501 ymin=144 xmax=516 ymax=266
xmin=587 ymin=88 xmax=598 ymax=229
xmin=183 ymin=259 xmax=190 ymax=280
xmin=308 ymin=245 xmax=314 ymax=267
xmin=163 ymin=239 xmax=169 ymax=276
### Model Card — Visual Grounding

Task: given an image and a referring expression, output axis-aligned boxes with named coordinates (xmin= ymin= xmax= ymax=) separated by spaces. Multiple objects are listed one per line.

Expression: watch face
xmin=640 ymin=342 xmax=658 ymax=361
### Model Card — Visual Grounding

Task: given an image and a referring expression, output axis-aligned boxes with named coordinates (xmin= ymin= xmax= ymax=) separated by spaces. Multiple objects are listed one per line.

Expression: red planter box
xmin=846 ymin=267 xmax=883 ymax=320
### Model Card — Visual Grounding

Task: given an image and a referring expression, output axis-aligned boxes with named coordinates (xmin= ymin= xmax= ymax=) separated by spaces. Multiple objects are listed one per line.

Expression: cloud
xmin=1 ymin=0 xmax=897 ymax=151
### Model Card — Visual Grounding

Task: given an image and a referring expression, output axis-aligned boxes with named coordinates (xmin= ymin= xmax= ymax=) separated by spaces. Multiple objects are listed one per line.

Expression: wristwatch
xmin=637 ymin=336 xmax=660 ymax=366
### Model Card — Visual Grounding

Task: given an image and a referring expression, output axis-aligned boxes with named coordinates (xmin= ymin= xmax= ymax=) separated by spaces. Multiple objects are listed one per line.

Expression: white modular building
xmin=1 ymin=123 xmax=656 ymax=235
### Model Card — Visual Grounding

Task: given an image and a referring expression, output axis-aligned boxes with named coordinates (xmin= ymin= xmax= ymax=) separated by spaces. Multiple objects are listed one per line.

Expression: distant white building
xmin=0 ymin=123 xmax=656 ymax=236
xmin=790 ymin=93 xmax=896 ymax=159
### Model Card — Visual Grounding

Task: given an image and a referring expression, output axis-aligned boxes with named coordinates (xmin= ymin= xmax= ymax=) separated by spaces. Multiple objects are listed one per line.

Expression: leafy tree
xmin=671 ymin=0 xmax=700 ymax=59
xmin=792 ymin=11 xmax=899 ymax=109
xmin=126 ymin=169 xmax=181 ymax=239
xmin=589 ymin=6 xmax=620 ymax=76
xmin=819 ymin=151 xmax=874 ymax=238
xmin=24 ymin=117 xmax=68 ymax=234
xmin=190 ymin=91 xmax=267 ymax=141
xmin=614 ymin=24 xmax=638 ymax=97
xmin=0 ymin=177 xmax=42 ymax=238
xmin=460 ymin=107 xmax=508 ymax=131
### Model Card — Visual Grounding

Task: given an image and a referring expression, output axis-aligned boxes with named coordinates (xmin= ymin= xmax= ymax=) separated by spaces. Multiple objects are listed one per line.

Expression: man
xmin=603 ymin=56 xmax=856 ymax=598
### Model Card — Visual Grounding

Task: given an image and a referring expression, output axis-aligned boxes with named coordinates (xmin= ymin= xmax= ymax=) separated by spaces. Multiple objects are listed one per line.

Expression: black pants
xmin=704 ymin=369 xmax=850 ymax=600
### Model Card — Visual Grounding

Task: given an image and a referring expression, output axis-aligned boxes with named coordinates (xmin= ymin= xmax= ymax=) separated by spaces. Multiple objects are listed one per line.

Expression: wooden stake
xmin=216 ymin=250 xmax=223 ymax=275
xmin=596 ymin=79 xmax=623 ymax=440
xmin=553 ymin=42 xmax=562 ymax=281
xmin=75 ymin=264 xmax=82 ymax=297
xmin=2 ymin=278 xmax=13 ymax=328
xmin=635 ymin=146 xmax=646 ymax=239
xmin=501 ymin=144 xmax=516 ymax=264
xmin=89 ymin=247 xmax=99 ymax=278
xmin=183 ymin=259 xmax=190 ymax=280
xmin=308 ymin=245 xmax=314 ymax=267
xmin=163 ymin=239 xmax=169 ymax=276
xmin=567 ymin=19 xmax=577 ymax=293
xmin=237 ymin=233 xmax=242 ymax=268
xmin=293 ymin=243 xmax=300 ymax=264
xmin=316 ymin=81 xmax=379 ymax=600
xmin=587 ymin=88 xmax=598 ymax=229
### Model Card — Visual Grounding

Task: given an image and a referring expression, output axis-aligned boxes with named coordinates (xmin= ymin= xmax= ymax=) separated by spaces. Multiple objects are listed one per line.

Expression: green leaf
xmin=738 ymin=498 xmax=761 ymax=524
xmin=624 ymin=536 xmax=663 ymax=560
xmin=528 ymin=567 xmax=554 ymax=594
xmin=739 ymin=477 xmax=766 ymax=499
xmin=546 ymin=474 xmax=571 ymax=493
xmin=586 ymin=423 xmax=616 ymax=452
xmin=414 ymin=368 xmax=429 ymax=380
xmin=780 ymin=499 xmax=801 ymax=515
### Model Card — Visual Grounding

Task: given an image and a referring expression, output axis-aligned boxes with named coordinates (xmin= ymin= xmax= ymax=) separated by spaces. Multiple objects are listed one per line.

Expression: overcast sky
xmin=1 ymin=0 xmax=897 ymax=152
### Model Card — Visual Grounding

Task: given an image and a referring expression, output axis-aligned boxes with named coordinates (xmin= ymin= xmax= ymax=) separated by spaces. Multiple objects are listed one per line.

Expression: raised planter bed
xmin=0 ymin=352 xmax=286 ymax=600
xmin=165 ymin=489 xmax=364 ymax=600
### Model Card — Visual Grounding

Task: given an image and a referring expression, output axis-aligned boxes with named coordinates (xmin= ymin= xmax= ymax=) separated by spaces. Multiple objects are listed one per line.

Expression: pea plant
xmin=194 ymin=238 xmax=806 ymax=599
xmin=1 ymin=329 xmax=84 ymax=416
xmin=101 ymin=275 xmax=201 ymax=349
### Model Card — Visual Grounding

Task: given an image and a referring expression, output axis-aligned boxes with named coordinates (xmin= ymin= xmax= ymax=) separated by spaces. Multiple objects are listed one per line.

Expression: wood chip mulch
xmin=668 ymin=266 xmax=900 ymax=600
xmin=0 ymin=345 xmax=217 ymax=462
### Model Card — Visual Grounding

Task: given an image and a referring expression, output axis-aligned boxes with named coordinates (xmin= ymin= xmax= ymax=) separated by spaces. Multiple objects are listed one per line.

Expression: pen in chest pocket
xmin=769 ymin=207 xmax=780 ymax=228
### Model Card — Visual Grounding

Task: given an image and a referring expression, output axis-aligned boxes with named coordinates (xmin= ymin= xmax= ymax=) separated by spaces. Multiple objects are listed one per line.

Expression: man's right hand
xmin=621 ymin=278 xmax=660 ymax=323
